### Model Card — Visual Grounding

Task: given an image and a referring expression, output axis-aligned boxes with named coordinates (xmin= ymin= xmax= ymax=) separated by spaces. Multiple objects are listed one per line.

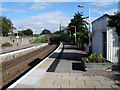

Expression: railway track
xmin=0 ymin=43 xmax=58 ymax=88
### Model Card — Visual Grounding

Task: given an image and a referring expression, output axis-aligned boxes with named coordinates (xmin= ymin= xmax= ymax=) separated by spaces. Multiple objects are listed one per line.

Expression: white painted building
xmin=92 ymin=14 xmax=120 ymax=63
xmin=12 ymin=28 xmax=18 ymax=34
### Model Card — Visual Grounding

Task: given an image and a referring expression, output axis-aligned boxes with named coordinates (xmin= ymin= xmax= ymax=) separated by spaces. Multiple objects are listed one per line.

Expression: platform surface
xmin=9 ymin=44 xmax=120 ymax=89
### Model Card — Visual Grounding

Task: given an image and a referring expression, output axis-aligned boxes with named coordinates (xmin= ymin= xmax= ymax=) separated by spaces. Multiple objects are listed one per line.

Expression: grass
xmin=34 ymin=38 xmax=48 ymax=44
xmin=2 ymin=42 xmax=13 ymax=47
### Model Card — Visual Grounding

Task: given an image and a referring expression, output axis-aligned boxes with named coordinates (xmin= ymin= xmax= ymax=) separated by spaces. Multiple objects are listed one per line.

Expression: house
xmin=92 ymin=14 xmax=120 ymax=63
xmin=12 ymin=27 xmax=18 ymax=34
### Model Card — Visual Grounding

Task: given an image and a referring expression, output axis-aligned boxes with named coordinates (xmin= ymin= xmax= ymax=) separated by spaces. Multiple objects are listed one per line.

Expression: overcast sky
xmin=1 ymin=1 xmax=119 ymax=33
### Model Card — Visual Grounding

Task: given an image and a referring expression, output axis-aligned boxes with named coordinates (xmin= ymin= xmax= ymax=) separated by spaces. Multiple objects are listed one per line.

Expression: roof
xmin=92 ymin=14 xmax=109 ymax=24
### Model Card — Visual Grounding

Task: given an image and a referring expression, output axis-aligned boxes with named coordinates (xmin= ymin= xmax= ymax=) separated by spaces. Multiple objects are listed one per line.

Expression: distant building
xmin=12 ymin=28 xmax=18 ymax=34
xmin=92 ymin=14 xmax=120 ymax=63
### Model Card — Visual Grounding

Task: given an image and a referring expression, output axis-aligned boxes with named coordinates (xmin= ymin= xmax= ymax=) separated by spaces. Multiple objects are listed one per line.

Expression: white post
xmin=71 ymin=26 xmax=77 ymax=46
xmin=107 ymin=29 xmax=108 ymax=61
xmin=75 ymin=26 xmax=77 ymax=45
xmin=21 ymin=25 xmax=23 ymax=45
xmin=78 ymin=5 xmax=91 ymax=53
xmin=88 ymin=6 xmax=91 ymax=54
xmin=68 ymin=31 xmax=71 ymax=37
xmin=17 ymin=32 xmax=19 ymax=46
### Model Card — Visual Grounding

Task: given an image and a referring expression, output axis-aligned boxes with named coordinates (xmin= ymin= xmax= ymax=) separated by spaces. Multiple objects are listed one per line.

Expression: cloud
xmin=13 ymin=11 xmax=71 ymax=33
xmin=103 ymin=9 xmax=118 ymax=15
xmin=30 ymin=2 xmax=51 ymax=10
xmin=88 ymin=2 xmax=116 ymax=7
xmin=0 ymin=8 xmax=26 ymax=13
xmin=16 ymin=2 xmax=28 ymax=7
xmin=91 ymin=8 xmax=118 ymax=15
xmin=2 ymin=0 xmax=119 ymax=2
xmin=32 ymin=0 xmax=119 ymax=2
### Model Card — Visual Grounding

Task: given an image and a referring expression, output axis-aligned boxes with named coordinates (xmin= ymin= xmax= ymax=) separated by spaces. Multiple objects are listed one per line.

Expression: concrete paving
xmin=9 ymin=43 xmax=120 ymax=89
xmin=1 ymin=43 xmax=44 ymax=54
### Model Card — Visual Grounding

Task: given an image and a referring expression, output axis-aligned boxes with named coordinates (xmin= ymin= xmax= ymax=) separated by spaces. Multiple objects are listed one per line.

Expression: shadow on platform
xmin=47 ymin=44 xmax=88 ymax=72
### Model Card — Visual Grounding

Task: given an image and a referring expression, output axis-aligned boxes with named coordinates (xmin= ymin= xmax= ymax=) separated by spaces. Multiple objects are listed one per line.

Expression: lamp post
xmin=69 ymin=31 xmax=71 ymax=37
xmin=21 ymin=25 xmax=24 ymax=45
xmin=78 ymin=5 xmax=91 ymax=53
xmin=71 ymin=26 xmax=77 ymax=46
xmin=16 ymin=30 xmax=19 ymax=47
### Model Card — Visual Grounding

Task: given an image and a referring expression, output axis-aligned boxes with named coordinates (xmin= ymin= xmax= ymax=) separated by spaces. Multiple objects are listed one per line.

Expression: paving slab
xmin=13 ymin=84 xmax=35 ymax=88
xmin=57 ymin=73 xmax=69 ymax=77
xmin=77 ymin=76 xmax=91 ymax=80
xmin=95 ymin=85 xmax=113 ymax=90
xmin=90 ymin=76 xmax=106 ymax=80
xmin=104 ymin=76 xmax=113 ymax=80
xmin=99 ymin=80 xmax=116 ymax=86
xmin=54 ymin=80 xmax=69 ymax=86
xmin=63 ymin=76 xmax=77 ymax=80
xmin=61 ymin=84 xmax=77 ymax=88
xmin=78 ymin=85 xmax=95 ymax=89
xmin=36 ymin=84 xmax=60 ymax=88
xmin=70 ymin=80 xmax=85 ymax=86
xmin=85 ymin=80 xmax=102 ymax=86
xmin=69 ymin=73 xmax=83 ymax=76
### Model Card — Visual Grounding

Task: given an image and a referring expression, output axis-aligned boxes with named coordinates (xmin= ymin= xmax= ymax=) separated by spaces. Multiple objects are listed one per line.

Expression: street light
xmin=16 ymin=30 xmax=19 ymax=47
xmin=68 ymin=30 xmax=71 ymax=37
xmin=21 ymin=25 xmax=24 ymax=45
xmin=78 ymin=5 xmax=91 ymax=53
xmin=71 ymin=26 xmax=77 ymax=46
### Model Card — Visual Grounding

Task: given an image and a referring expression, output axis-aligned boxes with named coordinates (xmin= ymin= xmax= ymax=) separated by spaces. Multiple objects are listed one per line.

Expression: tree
xmin=22 ymin=29 xmax=33 ymax=36
xmin=18 ymin=31 xmax=23 ymax=36
xmin=68 ymin=12 xmax=89 ymax=47
xmin=0 ymin=16 xmax=13 ymax=36
xmin=53 ymin=30 xmax=64 ymax=34
xmin=33 ymin=34 xmax=40 ymax=37
xmin=108 ymin=12 xmax=120 ymax=38
xmin=41 ymin=29 xmax=51 ymax=34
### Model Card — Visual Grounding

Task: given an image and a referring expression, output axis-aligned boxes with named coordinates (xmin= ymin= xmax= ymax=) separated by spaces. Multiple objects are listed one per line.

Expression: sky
xmin=0 ymin=1 xmax=119 ymax=33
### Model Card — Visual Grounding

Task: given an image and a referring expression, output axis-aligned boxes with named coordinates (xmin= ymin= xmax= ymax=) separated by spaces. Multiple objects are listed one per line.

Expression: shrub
xmin=34 ymin=38 xmax=48 ymax=43
xmin=2 ymin=42 xmax=13 ymax=47
xmin=86 ymin=53 xmax=110 ymax=63
xmin=98 ymin=53 xmax=103 ymax=62
xmin=89 ymin=53 xmax=96 ymax=59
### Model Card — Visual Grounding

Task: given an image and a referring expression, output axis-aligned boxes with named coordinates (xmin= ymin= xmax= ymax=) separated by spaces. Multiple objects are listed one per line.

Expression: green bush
xmin=98 ymin=53 xmax=103 ymax=62
xmin=89 ymin=53 xmax=96 ymax=59
xmin=2 ymin=42 xmax=13 ymax=47
xmin=34 ymin=38 xmax=48 ymax=43
xmin=86 ymin=53 xmax=110 ymax=63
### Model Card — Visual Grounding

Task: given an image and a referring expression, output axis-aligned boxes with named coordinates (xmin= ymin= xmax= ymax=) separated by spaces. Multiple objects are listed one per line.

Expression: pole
xmin=68 ymin=31 xmax=71 ymax=37
xmin=21 ymin=25 xmax=23 ymax=45
xmin=78 ymin=5 xmax=91 ymax=53
xmin=75 ymin=26 xmax=77 ymax=46
xmin=71 ymin=26 xmax=77 ymax=46
xmin=17 ymin=32 xmax=19 ymax=46
xmin=88 ymin=7 xmax=91 ymax=54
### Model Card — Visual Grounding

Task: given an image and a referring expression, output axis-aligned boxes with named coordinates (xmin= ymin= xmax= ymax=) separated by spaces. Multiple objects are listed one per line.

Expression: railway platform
xmin=8 ymin=43 xmax=120 ymax=89
xmin=1 ymin=43 xmax=45 ymax=54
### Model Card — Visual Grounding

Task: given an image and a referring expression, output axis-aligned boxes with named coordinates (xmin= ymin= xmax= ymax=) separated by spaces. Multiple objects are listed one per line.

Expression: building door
xmin=103 ymin=32 xmax=107 ymax=58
